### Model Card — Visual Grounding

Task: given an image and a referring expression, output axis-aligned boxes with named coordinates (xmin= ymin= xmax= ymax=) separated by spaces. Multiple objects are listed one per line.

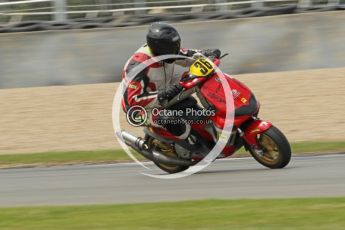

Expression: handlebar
xmin=219 ymin=53 xmax=229 ymax=59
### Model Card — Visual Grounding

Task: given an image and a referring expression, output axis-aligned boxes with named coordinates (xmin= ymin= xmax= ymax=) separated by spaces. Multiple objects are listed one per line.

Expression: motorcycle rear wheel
xmin=147 ymin=138 xmax=189 ymax=174
xmin=249 ymin=126 xmax=291 ymax=169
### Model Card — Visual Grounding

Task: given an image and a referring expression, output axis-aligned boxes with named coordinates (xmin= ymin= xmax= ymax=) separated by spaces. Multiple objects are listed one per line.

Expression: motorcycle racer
xmin=122 ymin=22 xmax=221 ymax=139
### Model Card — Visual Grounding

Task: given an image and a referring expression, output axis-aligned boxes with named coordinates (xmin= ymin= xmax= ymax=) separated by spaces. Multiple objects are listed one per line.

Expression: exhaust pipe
xmin=119 ymin=131 xmax=193 ymax=167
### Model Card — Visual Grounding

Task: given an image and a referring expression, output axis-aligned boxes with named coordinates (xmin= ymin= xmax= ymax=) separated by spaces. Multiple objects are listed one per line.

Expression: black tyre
xmin=249 ymin=125 xmax=291 ymax=169
xmin=6 ymin=21 xmax=45 ymax=33
xmin=44 ymin=22 xmax=75 ymax=31
xmin=154 ymin=158 xmax=189 ymax=174
xmin=147 ymin=138 xmax=189 ymax=174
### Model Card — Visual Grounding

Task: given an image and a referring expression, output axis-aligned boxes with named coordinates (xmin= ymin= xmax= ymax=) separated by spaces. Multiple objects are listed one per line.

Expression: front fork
xmin=241 ymin=118 xmax=272 ymax=154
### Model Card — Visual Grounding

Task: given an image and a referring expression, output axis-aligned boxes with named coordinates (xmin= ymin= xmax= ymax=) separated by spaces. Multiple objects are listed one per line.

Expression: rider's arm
xmin=122 ymin=61 xmax=159 ymax=111
xmin=123 ymin=71 xmax=182 ymax=110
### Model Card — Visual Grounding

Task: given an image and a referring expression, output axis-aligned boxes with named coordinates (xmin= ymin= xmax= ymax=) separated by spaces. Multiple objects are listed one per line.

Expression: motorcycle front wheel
xmin=249 ymin=126 xmax=291 ymax=169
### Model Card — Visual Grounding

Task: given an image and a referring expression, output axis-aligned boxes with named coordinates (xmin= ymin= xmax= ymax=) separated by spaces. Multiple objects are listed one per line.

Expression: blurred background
xmin=0 ymin=1 xmax=344 ymax=227
xmin=0 ymin=0 xmax=344 ymax=88
xmin=0 ymin=0 xmax=344 ymax=154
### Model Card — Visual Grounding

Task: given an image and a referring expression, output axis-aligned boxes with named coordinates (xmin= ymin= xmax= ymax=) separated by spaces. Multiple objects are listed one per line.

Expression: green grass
xmin=235 ymin=141 xmax=345 ymax=156
xmin=291 ymin=141 xmax=345 ymax=154
xmin=0 ymin=141 xmax=344 ymax=168
xmin=0 ymin=198 xmax=344 ymax=230
xmin=0 ymin=149 xmax=144 ymax=168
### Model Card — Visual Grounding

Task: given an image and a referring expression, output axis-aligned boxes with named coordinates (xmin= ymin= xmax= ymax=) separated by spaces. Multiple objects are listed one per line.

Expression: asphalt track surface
xmin=0 ymin=154 xmax=344 ymax=207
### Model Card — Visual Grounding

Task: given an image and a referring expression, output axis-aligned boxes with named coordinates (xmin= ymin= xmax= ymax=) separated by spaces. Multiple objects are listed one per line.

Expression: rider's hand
xmin=192 ymin=52 xmax=203 ymax=60
xmin=158 ymin=84 xmax=183 ymax=103
xmin=201 ymin=49 xmax=221 ymax=59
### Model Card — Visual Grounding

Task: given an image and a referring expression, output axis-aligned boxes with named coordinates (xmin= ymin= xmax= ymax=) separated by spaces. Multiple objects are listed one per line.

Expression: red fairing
xmin=179 ymin=77 xmax=207 ymax=89
xmin=243 ymin=119 xmax=272 ymax=147
xmin=200 ymin=73 xmax=255 ymax=129
xmin=211 ymin=115 xmax=252 ymax=130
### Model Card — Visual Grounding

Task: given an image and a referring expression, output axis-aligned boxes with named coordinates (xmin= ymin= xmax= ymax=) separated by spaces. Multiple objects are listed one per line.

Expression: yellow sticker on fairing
xmin=189 ymin=57 xmax=215 ymax=77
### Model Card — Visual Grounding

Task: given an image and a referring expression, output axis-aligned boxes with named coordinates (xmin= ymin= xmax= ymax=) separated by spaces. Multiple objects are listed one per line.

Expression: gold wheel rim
xmin=255 ymin=134 xmax=280 ymax=165
xmin=149 ymin=139 xmax=180 ymax=171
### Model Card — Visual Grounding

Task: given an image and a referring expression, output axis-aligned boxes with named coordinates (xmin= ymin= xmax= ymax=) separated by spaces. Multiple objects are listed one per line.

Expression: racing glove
xmin=158 ymin=84 xmax=183 ymax=103
xmin=201 ymin=49 xmax=221 ymax=59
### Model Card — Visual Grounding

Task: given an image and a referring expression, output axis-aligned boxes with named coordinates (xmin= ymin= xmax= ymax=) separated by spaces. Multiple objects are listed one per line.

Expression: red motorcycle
xmin=120 ymin=55 xmax=291 ymax=174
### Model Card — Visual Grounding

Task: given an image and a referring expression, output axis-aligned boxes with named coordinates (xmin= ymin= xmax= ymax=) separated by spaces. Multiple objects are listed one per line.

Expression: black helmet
xmin=146 ymin=22 xmax=181 ymax=56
